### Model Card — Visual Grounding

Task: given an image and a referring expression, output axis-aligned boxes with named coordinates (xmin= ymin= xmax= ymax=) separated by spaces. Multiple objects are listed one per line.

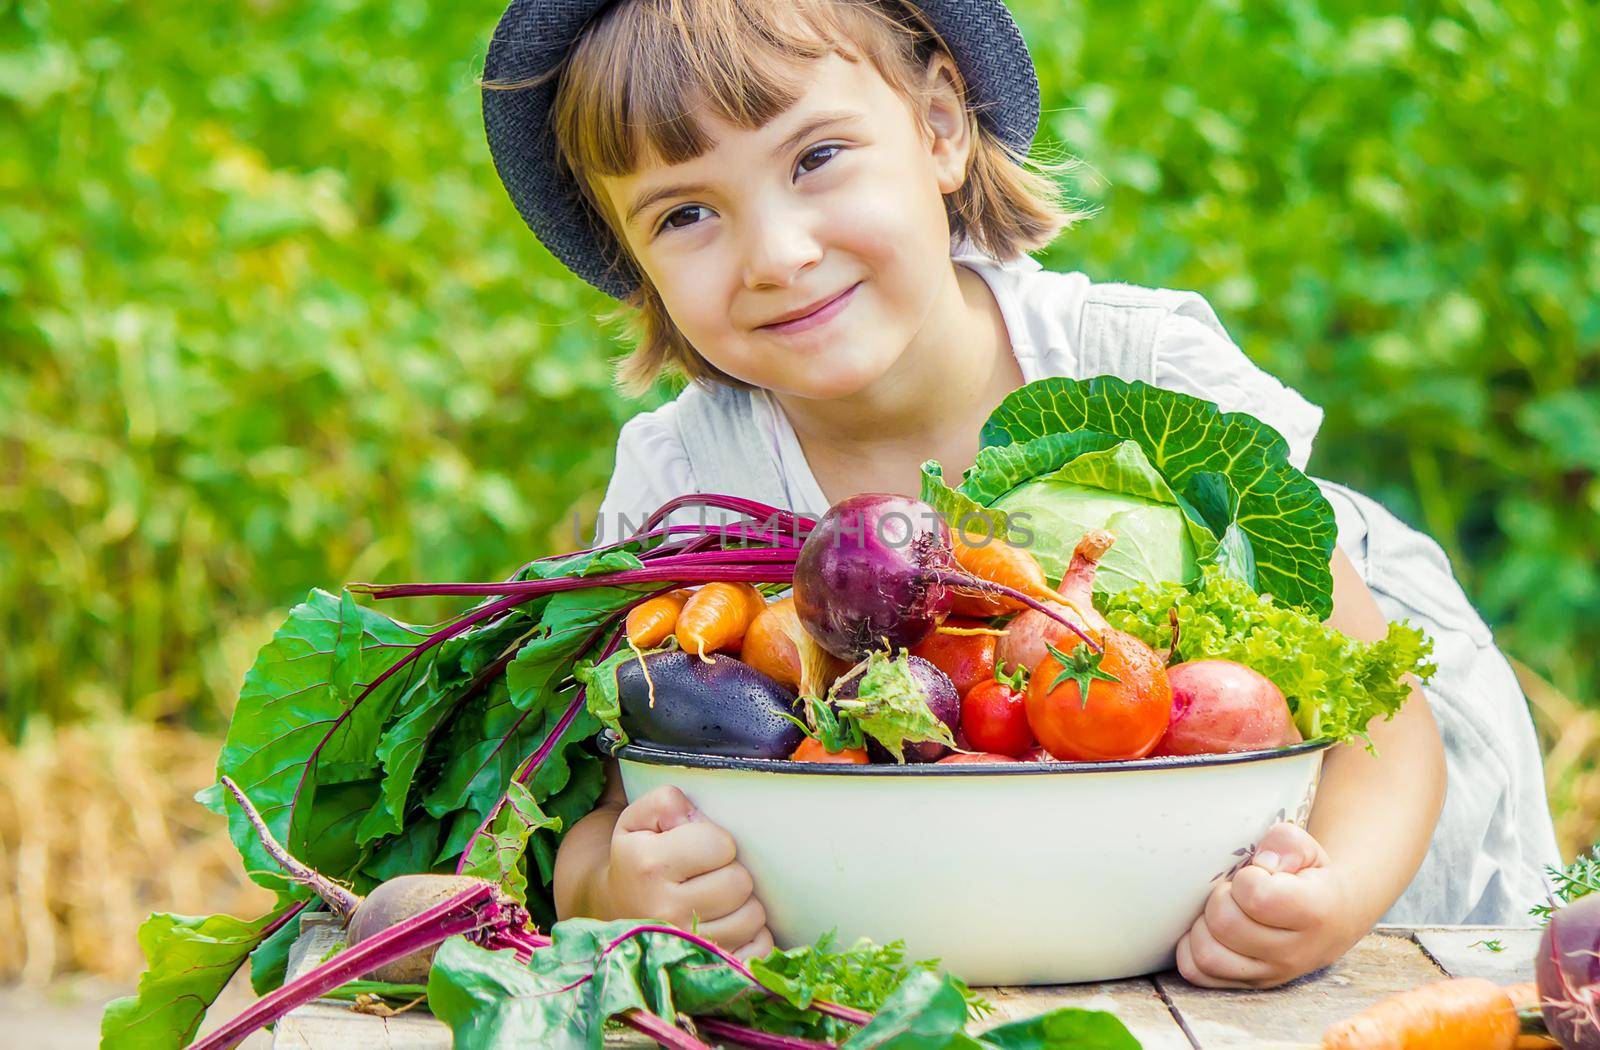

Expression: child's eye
xmin=657 ymin=204 xmax=711 ymax=234
xmin=796 ymin=144 xmax=842 ymax=176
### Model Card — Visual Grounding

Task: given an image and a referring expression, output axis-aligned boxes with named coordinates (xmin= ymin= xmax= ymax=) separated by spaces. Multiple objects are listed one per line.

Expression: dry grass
xmin=0 ymin=721 xmax=273 ymax=984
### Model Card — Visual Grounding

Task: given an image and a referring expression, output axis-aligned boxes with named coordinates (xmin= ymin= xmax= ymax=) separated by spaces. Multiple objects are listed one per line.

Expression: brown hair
xmin=504 ymin=0 xmax=1086 ymax=394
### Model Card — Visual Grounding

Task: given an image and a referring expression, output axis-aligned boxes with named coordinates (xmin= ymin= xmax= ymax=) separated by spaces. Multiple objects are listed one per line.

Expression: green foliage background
xmin=2 ymin=0 xmax=1595 ymax=735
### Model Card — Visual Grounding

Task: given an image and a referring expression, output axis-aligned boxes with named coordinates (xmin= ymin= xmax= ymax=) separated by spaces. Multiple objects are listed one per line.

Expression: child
xmin=482 ymin=0 xmax=1559 ymax=985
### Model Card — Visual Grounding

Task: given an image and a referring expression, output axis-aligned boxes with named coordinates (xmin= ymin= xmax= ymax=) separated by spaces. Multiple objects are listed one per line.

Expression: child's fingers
xmin=652 ymin=820 xmax=739 ymax=881
xmin=694 ymin=894 xmax=769 ymax=950
xmin=1230 ymin=863 xmax=1325 ymax=931
xmin=615 ymin=785 xmax=698 ymax=834
xmin=1201 ymin=880 xmax=1300 ymax=957
xmin=734 ymin=927 xmax=775 ymax=963
xmin=675 ymin=860 xmax=755 ymax=917
xmin=1251 ymin=821 xmax=1326 ymax=875
xmin=1175 ymin=922 xmax=1274 ymax=989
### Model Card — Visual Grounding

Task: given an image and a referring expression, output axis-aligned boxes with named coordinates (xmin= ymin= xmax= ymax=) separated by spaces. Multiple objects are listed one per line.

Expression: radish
xmin=1157 ymin=660 xmax=1301 ymax=756
xmin=997 ymin=530 xmax=1113 ymax=675
xmin=793 ymin=494 xmax=1098 ymax=661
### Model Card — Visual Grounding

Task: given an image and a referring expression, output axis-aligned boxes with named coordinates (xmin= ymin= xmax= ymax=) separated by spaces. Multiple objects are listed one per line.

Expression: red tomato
xmin=909 ymin=618 xmax=998 ymax=697
xmin=789 ymin=738 xmax=869 ymax=764
xmin=1026 ymin=629 xmax=1172 ymax=762
xmin=959 ymin=677 xmax=1035 ymax=758
xmin=935 ymin=751 xmax=1019 ymax=764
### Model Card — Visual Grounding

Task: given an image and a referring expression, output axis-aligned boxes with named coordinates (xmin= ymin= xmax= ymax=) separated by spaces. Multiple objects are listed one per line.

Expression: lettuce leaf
xmin=1101 ymin=567 xmax=1435 ymax=743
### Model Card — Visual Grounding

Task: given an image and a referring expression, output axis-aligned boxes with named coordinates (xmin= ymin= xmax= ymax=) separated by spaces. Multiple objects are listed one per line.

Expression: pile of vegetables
xmin=102 ymin=377 xmax=1436 ymax=1048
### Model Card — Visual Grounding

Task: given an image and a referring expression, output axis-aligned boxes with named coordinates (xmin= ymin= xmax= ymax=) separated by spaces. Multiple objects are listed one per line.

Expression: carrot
xmin=625 ymin=589 xmax=690 ymax=649
xmin=1322 ymin=977 xmax=1521 ymax=1049
xmin=949 ymin=534 xmax=1075 ymax=616
xmin=790 ymin=737 xmax=869 ymax=764
xmin=676 ymin=582 xmax=765 ymax=660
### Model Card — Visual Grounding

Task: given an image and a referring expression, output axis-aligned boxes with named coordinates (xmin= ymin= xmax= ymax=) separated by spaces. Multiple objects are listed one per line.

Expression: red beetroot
xmin=1156 ymin=660 xmax=1301 ymax=756
xmin=794 ymin=494 xmax=1097 ymax=662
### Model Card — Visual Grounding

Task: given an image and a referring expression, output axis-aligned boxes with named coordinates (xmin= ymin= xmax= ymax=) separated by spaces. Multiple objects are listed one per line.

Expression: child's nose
xmin=739 ymin=213 xmax=822 ymax=291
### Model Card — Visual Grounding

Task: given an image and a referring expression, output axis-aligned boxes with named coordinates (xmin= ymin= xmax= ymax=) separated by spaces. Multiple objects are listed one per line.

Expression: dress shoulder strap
xmin=673 ymin=382 xmax=791 ymax=509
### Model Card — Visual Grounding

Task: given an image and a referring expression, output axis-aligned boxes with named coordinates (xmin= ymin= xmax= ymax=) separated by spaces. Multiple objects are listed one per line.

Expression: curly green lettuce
xmin=1101 ymin=567 xmax=1436 ymax=745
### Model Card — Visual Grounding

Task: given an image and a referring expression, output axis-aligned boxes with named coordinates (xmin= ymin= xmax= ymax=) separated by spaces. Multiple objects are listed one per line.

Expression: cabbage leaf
xmin=922 ymin=377 xmax=1337 ymax=616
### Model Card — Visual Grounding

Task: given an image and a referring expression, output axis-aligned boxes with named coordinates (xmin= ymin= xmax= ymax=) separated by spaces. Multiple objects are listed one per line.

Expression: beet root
xmin=347 ymin=873 xmax=497 ymax=983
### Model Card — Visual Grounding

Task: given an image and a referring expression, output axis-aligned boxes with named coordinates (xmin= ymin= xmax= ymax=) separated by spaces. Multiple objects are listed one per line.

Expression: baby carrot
xmin=624 ymin=589 xmax=689 ymax=649
xmin=1321 ymin=977 xmax=1521 ymax=1049
xmin=949 ymin=533 xmax=1076 ymax=615
xmin=676 ymin=582 xmax=765 ymax=660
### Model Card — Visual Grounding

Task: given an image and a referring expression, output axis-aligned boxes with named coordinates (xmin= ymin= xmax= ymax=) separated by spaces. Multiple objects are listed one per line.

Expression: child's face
xmin=598 ymin=52 xmax=970 ymax=400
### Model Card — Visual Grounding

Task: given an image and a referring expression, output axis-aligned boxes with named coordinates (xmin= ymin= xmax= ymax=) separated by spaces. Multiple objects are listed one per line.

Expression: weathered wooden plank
xmin=1407 ymin=925 xmax=1544 ymax=985
xmin=274 ymin=915 xmax=448 ymax=1049
xmin=1154 ymin=930 xmax=1448 ymax=1048
xmin=979 ymin=981 xmax=1193 ymax=1049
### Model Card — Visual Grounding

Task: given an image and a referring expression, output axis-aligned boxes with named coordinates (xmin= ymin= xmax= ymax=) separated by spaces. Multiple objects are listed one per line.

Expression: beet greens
xmin=103 ymin=492 xmax=1138 ymax=1049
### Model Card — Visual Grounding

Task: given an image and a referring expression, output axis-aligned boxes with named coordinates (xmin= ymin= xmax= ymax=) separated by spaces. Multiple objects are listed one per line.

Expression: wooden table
xmin=272 ymin=914 xmax=1540 ymax=1048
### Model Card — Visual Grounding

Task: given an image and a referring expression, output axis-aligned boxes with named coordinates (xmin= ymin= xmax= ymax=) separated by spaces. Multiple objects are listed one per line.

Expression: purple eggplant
xmin=617 ymin=651 xmax=802 ymax=759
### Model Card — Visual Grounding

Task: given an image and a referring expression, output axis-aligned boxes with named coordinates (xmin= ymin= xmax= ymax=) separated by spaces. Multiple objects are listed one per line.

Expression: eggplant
xmin=617 ymin=651 xmax=803 ymax=759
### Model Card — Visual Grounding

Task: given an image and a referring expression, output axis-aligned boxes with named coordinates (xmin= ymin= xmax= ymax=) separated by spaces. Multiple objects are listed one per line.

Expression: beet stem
xmin=621 ymin=1010 xmax=715 ymax=1050
xmin=351 ymin=563 xmax=797 ymax=601
xmin=454 ymin=622 xmax=629 ymax=875
xmin=926 ymin=570 xmax=1102 ymax=653
xmin=191 ymin=885 xmax=500 ymax=1050
xmin=637 ymin=494 xmax=816 ymax=538
xmin=220 ymin=777 xmax=362 ymax=923
xmin=695 ymin=1018 xmax=838 ymax=1049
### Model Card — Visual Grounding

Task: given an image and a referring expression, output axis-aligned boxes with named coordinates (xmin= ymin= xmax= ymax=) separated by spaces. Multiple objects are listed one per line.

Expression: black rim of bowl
xmin=611 ymin=738 xmax=1334 ymax=776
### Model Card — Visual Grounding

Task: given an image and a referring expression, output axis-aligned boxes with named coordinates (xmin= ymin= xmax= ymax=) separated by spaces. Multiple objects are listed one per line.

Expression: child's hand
xmin=1176 ymin=822 xmax=1358 ymax=989
xmin=605 ymin=785 xmax=773 ymax=960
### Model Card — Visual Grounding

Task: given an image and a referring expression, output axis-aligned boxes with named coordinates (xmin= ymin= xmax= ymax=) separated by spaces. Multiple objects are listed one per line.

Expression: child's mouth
xmin=757 ymin=282 xmax=861 ymax=335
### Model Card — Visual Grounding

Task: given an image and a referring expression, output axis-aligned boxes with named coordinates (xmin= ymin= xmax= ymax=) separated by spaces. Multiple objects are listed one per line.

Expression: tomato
xmin=1025 ymin=629 xmax=1172 ymax=762
xmin=959 ymin=675 xmax=1034 ymax=758
xmin=789 ymin=737 xmax=869 ymax=764
xmin=909 ymin=618 xmax=998 ymax=697
xmin=935 ymin=751 xmax=1019 ymax=764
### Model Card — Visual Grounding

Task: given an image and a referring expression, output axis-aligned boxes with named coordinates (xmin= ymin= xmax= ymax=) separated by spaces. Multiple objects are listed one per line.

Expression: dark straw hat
xmin=482 ymin=0 xmax=1040 ymax=300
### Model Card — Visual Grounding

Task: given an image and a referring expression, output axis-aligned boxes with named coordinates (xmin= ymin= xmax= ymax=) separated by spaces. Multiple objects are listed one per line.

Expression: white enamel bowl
xmin=617 ymin=741 xmax=1329 ymax=986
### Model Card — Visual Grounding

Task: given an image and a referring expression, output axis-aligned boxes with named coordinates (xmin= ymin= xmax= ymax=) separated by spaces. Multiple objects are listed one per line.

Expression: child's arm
xmin=553 ymin=759 xmax=774 ymax=959
xmin=1176 ymin=548 xmax=1447 ymax=988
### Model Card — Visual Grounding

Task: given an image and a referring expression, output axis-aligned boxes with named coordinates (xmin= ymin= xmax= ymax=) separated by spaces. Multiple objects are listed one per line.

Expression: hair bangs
xmin=560 ymin=0 xmax=894 ymax=180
